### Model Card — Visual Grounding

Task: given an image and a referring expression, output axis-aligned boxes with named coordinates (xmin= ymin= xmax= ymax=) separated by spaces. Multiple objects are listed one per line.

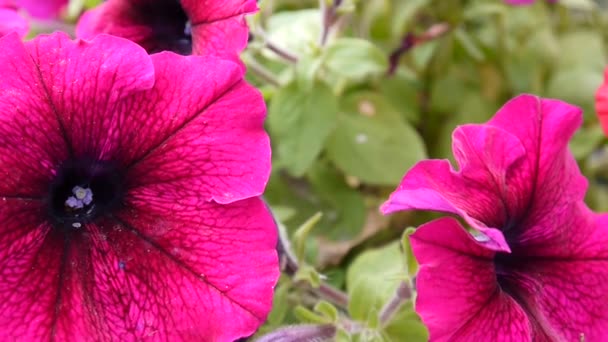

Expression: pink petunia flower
xmin=0 ymin=0 xmax=27 ymax=37
xmin=596 ymin=68 xmax=608 ymax=135
xmin=16 ymin=0 xmax=67 ymax=19
xmin=382 ymin=95 xmax=608 ymax=340
xmin=76 ymin=0 xmax=256 ymax=59
xmin=0 ymin=32 xmax=278 ymax=340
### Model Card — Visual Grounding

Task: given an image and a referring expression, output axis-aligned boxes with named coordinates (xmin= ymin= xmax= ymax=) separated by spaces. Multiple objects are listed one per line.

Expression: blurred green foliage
xmin=246 ymin=0 xmax=608 ymax=340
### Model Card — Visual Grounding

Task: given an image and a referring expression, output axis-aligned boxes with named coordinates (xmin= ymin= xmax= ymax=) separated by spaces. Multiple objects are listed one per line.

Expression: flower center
xmin=48 ymin=159 xmax=124 ymax=230
xmin=142 ymin=0 xmax=193 ymax=55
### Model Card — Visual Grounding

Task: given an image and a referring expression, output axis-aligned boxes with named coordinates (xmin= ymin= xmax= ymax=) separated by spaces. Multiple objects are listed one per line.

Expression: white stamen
xmin=65 ymin=186 xmax=93 ymax=209
xmin=72 ymin=222 xmax=82 ymax=228
xmin=74 ymin=187 xmax=87 ymax=200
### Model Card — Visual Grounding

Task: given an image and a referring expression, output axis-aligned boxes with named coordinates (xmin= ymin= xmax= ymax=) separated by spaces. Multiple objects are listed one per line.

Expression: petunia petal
xmin=16 ymin=0 xmax=67 ymax=19
xmin=0 ymin=4 xmax=27 ymax=37
xmin=120 ymin=53 xmax=269 ymax=203
xmin=0 ymin=33 xmax=70 ymax=197
xmin=381 ymin=122 xmax=527 ymax=251
xmin=0 ymin=199 xmax=63 ymax=340
xmin=76 ymin=2 xmax=160 ymax=54
xmin=488 ymin=95 xmax=585 ymax=206
xmin=181 ymin=0 xmax=257 ymax=23
xmin=183 ymin=0 xmax=255 ymax=60
xmin=191 ymin=15 xmax=250 ymax=61
xmin=59 ymin=197 xmax=278 ymax=341
xmin=411 ymin=217 xmax=534 ymax=341
xmin=488 ymin=96 xmax=590 ymax=251
xmin=21 ymin=33 xmax=156 ymax=163
xmin=501 ymin=250 xmax=608 ymax=340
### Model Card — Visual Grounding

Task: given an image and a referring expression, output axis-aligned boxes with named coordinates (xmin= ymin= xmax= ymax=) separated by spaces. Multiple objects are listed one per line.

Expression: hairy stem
xmin=379 ymin=281 xmax=413 ymax=325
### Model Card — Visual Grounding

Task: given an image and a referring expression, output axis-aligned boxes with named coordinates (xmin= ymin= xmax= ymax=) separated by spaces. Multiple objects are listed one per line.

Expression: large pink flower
xmin=382 ymin=95 xmax=608 ymax=340
xmin=0 ymin=32 xmax=278 ymax=340
xmin=76 ymin=0 xmax=256 ymax=59
xmin=0 ymin=0 xmax=27 ymax=37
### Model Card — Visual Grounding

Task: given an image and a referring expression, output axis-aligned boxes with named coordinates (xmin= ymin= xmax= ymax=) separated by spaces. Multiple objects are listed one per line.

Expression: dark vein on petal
xmin=97 ymin=72 xmax=119 ymax=158
xmin=0 ymin=225 xmax=49 ymax=313
xmin=512 ymin=99 xmax=543 ymax=234
xmin=30 ymin=43 xmax=75 ymax=159
xmin=450 ymin=287 xmax=502 ymax=339
xmin=497 ymin=273 xmax=557 ymax=340
xmin=109 ymin=215 xmax=262 ymax=321
xmin=464 ymin=136 xmax=511 ymax=226
xmin=124 ymin=81 xmax=239 ymax=171
xmin=49 ymin=235 xmax=71 ymax=342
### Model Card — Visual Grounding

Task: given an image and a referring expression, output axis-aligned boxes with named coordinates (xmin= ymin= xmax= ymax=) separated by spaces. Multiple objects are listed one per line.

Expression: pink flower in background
xmin=382 ymin=95 xmax=608 ymax=340
xmin=0 ymin=32 xmax=277 ymax=340
xmin=595 ymin=68 xmax=608 ymax=135
xmin=0 ymin=0 xmax=27 ymax=37
xmin=16 ymin=0 xmax=67 ymax=19
xmin=77 ymin=0 xmax=256 ymax=59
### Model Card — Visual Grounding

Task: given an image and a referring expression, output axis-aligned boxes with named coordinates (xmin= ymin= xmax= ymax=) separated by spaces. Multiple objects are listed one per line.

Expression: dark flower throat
xmin=48 ymin=158 xmax=124 ymax=230
xmin=142 ymin=0 xmax=193 ymax=55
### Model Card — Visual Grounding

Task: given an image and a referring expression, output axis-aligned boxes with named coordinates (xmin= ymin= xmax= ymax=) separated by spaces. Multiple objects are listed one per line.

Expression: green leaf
xmin=429 ymin=66 xmax=470 ymax=114
xmin=264 ymin=9 xmax=322 ymax=60
xmin=335 ymin=328 xmax=352 ymax=342
xmin=382 ymin=305 xmax=428 ymax=341
xmin=269 ymin=205 xmax=297 ymax=222
xmin=434 ymin=92 xmax=498 ymax=158
xmin=266 ymin=280 xmax=291 ymax=326
xmin=463 ymin=2 xmax=507 ymax=20
xmin=268 ymin=81 xmax=338 ymax=176
xmin=293 ymin=212 xmax=323 ymax=263
xmin=545 ymin=68 xmax=603 ymax=121
xmin=559 ymin=0 xmax=597 ymax=11
xmin=294 ymin=264 xmax=322 ymax=288
xmin=378 ymin=69 xmax=421 ymax=125
xmin=326 ymin=92 xmax=426 ymax=185
xmin=454 ymin=28 xmax=485 ymax=62
xmin=323 ymin=38 xmax=388 ymax=81
xmin=295 ymin=55 xmax=324 ymax=90
xmin=391 ymin=0 xmax=431 ymax=37
xmin=346 ymin=242 xmax=405 ymax=322
xmin=314 ymin=301 xmax=339 ymax=322
xmin=556 ymin=31 xmax=606 ymax=72
xmin=400 ymin=228 xmax=418 ymax=277
xmin=308 ymin=162 xmax=366 ymax=240
xmin=293 ymin=305 xmax=331 ymax=324
xmin=569 ymin=125 xmax=605 ymax=160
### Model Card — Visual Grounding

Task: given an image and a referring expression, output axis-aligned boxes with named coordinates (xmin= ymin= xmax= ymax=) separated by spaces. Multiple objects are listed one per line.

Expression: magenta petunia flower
xmin=382 ymin=95 xmax=608 ymax=340
xmin=16 ymin=0 xmax=67 ymax=19
xmin=0 ymin=0 xmax=27 ymax=37
xmin=0 ymin=32 xmax=278 ymax=340
xmin=76 ymin=0 xmax=256 ymax=59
